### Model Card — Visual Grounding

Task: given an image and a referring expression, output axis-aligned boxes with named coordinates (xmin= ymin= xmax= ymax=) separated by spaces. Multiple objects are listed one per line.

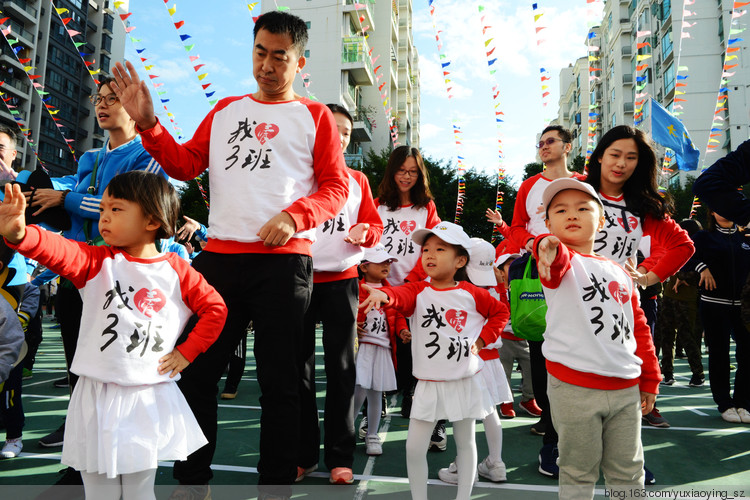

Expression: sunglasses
xmin=536 ymin=137 xmax=566 ymax=149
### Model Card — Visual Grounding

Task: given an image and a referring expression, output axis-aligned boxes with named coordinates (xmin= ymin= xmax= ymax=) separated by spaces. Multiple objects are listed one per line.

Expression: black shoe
xmin=381 ymin=393 xmax=387 ymax=417
xmin=644 ymin=466 xmax=656 ymax=485
xmin=538 ymin=443 xmax=559 ymax=478
xmin=401 ymin=393 xmax=412 ymax=418
xmin=530 ymin=419 xmax=546 ymax=436
xmin=33 ymin=467 xmax=84 ymax=500
xmin=220 ymin=384 xmax=238 ymax=399
xmin=688 ymin=374 xmax=705 ymax=387
xmin=429 ymin=421 xmax=447 ymax=452
xmin=53 ymin=377 xmax=69 ymax=388
xmin=39 ymin=422 xmax=65 ymax=448
xmin=661 ymin=373 xmax=675 ymax=385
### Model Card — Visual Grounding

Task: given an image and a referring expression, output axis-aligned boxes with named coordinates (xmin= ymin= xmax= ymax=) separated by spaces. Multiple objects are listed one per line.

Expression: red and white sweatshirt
xmin=533 ymin=235 xmax=660 ymax=394
xmin=595 ymin=192 xmax=694 ymax=279
xmin=376 ymin=200 xmax=440 ymax=286
xmin=138 ymin=95 xmax=349 ymax=256
xmin=9 ymin=226 xmax=227 ymax=386
xmin=509 ymin=172 xmax=586 ymax=251
xmin=312 ymin=169 xmax=383 ymax=283
xmin=357 ymin=279 xmax=407 ymax=368
xmin=378 ymin=281 xmax=508 ymax=381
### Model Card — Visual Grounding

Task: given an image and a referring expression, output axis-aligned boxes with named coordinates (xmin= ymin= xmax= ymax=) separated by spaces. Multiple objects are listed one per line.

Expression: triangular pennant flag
xmin=174 ymin=21 xmax=185 ymax=29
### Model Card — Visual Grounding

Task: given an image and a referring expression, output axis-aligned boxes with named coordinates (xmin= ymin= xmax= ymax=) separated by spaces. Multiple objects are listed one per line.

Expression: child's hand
xmin=699 ymin=268 xmax=716 ymax=291
xmin=536 ymin=235 xmax=560 ymax=281
xmin=399 ymin=329 xmax=411 ymax=343
xmin=158 ymin=349 xmax=189 ymax=378
xmin=471 ymin=337 xmax=485 ymax=355
xmin=640 ymin=391 xmax=656 ymax=415
xmin=344 ymin=223 xmax=370 ymax=245
xmin=358 ymin=284 xmax=389 ymax=314
xmin=485 ymin=208 xmax=504 ymax=226
xmin=0 ymin=184 xmax=27 ymax=244
xmin=356 ymin=321 xmax=366 ymax=337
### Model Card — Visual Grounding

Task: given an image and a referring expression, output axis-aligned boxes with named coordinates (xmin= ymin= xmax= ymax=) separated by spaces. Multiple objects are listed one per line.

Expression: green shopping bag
xmin=508 ymin=254 xmax=547 ymax=342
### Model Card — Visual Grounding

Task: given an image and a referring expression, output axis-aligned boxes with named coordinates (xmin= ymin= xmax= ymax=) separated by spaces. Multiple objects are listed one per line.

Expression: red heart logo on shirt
xmin=255 ymin=123 xmax=279 ymax=145
xmin=608 ymin=281 xmax=630 ymax=304
xmin=400 ymin=220 xmax=416 ymax=235
xmin=617 ymin=216 xmax=639 ymax=233
xmin=446 ymin=309 xmax=468 ymax=333
xmin=133 ymin=288 xmax=167 ymax=318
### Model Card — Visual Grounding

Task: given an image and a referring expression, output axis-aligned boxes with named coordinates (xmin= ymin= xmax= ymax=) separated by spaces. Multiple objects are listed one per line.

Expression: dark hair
xmin=97 ymin=76 xmax=116 ymax=91
xmin=541 ymin=125 xmax=572 ymax=144
xmin=0 ymin=125 xmax=17 ymax=149
xmin=678 ymin=218 xmax=702 ymax=237
xmin=326 ymin=103 xmax=353 ymax=127
xmin=253 ymin=11 xmax=308 ymax=57
xmin=0 ymin=238 xmax=14 ymax=269
xmin=423 ymin=234 xmax=470 ymax=282
xmin=105 ymin=171 xmax=180 ymax=240
xmin=377 ymin=146 xmax=433 ymax=211
xmin=585 ymin=125 xmax=672 ymax=219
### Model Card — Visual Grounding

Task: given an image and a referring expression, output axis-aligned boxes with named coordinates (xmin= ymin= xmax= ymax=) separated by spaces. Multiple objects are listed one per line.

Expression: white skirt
xmin=62 ymin=376 xmax=208 ymax=478
xmin=480 ymin=358 xmax=513 ymax=405
xmin=355 ymin=343 xmax=397 ymax=392
xmin=410 ymin=372 xmax=496 ymax=422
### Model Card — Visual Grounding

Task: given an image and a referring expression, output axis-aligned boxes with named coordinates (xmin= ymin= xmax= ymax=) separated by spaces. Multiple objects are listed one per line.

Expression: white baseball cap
xmin=494 ymin=252 xmax=522 ymax=268
xmin=541 ymin=177 xmax=603 ymax=213
xmin=466 ymin=238 xmax=498 ymax=287
xmin=362 ymin=243 xmax=398 ymax=264
xmin=411 ymin=221 xmax=472 ymax=249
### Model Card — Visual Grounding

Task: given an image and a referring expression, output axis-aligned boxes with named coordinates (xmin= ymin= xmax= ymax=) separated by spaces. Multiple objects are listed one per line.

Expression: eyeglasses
xmin=395 ymin=170 xmax=419 ymax=178
xmin=89 ymin=94 xmax=119 ymax=106
xmin=536 ymin=137 xmax=566 ymax=149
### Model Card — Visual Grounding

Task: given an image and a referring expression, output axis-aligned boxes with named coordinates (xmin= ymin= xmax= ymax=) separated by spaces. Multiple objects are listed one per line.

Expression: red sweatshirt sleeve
xmin=380 ymin=281 xmax=426 ymax=318
xmin=6 ymin=225 xmax=104 ymax=288
xmin=351 ymin=170 xmax=383 ymax=248
xmin=170 ymin=256 xmax=227 ymax=362
xmin=533 ymin=233 xmax=572 ymax=289
xmin=425 ymin=200 xmax=441 ymax=228
xmin=283 ymin=102 xmax=349 ymax=232
xmin=640 ymin=215 xmax=695 ymax=281
xmin=509 ymin=177 xmax=536 ymax=250
xmin=630 ymin=290 xmax=661 ymax=394
xmin=467 ymin=283 xmax=509 ymax=347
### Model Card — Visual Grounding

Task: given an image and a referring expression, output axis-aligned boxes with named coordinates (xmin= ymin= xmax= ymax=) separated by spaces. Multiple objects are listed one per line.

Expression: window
xmin=100 ymin=54 xmax=111 ymax=73
xmin=661 ymin=28 xmax=673 ymax=60
xmin=661 ymin=0 xmax=671 ymax=20
xmin=305 ymin=21 xmax=311 ymax=29
xmin=612 ymin=88 xmax=616 ymax=102
xmin=718 ymin=15 xmax=724 ymax=44
xmin=663 ymin=63 xmax=675 ymax=94
xmin=612 ymin=114 xmax=616 ymax=128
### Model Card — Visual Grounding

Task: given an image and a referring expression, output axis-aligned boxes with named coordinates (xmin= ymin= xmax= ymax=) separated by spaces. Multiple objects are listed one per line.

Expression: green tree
xmin=177 ymin=170 xmax=210 ymax=226
xmin=522 ymin=155 xmax=585 ymax=181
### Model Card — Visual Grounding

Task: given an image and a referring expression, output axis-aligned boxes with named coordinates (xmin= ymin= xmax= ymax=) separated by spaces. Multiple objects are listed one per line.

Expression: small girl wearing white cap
xmin=360 ymin=222 xmax=509 ymax=500
xmin=353 ymin=244 xmax=409 ymax=456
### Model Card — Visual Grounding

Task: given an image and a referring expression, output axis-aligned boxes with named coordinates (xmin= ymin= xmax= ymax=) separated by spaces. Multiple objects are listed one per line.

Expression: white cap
xmin=362 ymin=243 xmax=398 ymax=264
xmin=466 ymin=238 xmax=497 ymax=287
xmin=494 ymin=252 xmax=522 ymax=268
xmin=541 ymin=177 xmax=603 ymax=213
xmin=411 ymin=221 xmax=472 ymax=249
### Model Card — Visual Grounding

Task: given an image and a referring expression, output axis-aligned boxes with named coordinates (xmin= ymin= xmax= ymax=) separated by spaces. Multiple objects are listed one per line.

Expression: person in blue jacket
xmin=692 ymin=139 xmax=750 ymax=226
xmin=13 ymin=77 xmax=166 ymax=483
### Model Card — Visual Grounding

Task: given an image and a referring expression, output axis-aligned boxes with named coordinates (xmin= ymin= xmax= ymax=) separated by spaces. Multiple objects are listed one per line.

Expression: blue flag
xmin=650 ymin=99 xmax=700 ymax=171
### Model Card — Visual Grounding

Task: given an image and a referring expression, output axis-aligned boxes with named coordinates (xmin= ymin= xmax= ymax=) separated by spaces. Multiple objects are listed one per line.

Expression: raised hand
xmin=0 ymin=183 xmax=28 ymax=244
xmin=176 ymin=215 xmax=202 ymax=243
xmin=111 ymin=61 xmax=157 ymax=130
xmin=536 ymin=235 xmax=560 ymax=281
xmin=344 ymin=222 xmax=370 ymax=245
xmin=485 ymin=208 xmax=504 ymax=226
xmin=358 ymin=284 xmax=389 ymax=314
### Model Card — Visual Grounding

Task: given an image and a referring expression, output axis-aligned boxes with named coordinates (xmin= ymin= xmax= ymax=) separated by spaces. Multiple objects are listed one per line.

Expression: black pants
xmin=299 ymin=277 xmax=357 ymax=470
xmin=528 ymin=339 xmax=558 ymax=445
xmin=173 ymin=251 xmax=312 ymax=490
xmin=224 ymin=332 xmax=248 ymax=390
xmin=23 ymin=302 xmax=43 ymax=371
xmin=1 ymin=363 xmax=24 ymax=439
xmin=56 ymin=286 xmax=83 ymax=390
xmin=700 ymin=301 xmax=750 ymax=412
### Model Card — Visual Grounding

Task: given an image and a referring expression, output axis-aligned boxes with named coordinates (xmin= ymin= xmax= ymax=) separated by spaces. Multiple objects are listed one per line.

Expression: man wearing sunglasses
xmin=507 ymin=125 xmax=583 ymax=480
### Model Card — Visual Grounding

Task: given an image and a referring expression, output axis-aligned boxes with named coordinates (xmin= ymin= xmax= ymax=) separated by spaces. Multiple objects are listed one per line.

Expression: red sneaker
xmin=329 ymin=467 xmax=354 ymax=485
xmin=520 ymin=398 xmax=542 ymax=417
xmin=295 ymin=464 xmax=317 ymax=483
xmin=499 ymin=402 xmax=516 ymax=418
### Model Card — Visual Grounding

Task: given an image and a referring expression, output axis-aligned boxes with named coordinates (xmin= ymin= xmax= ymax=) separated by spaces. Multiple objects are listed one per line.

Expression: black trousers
xmin=56 ymin=285 xmax=83 ymax=390
xmin=299 ymin=277 xmax=358 ymax=470
xmin=528 ymin=339 xmax=558 ymax=445
xmin=173 ymin=251 xmax=312 ymax=490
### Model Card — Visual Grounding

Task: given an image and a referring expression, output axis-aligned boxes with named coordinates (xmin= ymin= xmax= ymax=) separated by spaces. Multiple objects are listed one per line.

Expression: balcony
xmin=623 ymin=102 xmax=634 ymax=113
xmin=352 ymin=111 xmax=373 ymax=143
xmin=341 ymin=36 xmax=375 ymax=86
xmin=623 ymin=73 xmax=633 ymax=85
xmin=344 ymin=0 xmax=375 ymax=33
xmin=3 ymin=0 xmax=37 ymax=23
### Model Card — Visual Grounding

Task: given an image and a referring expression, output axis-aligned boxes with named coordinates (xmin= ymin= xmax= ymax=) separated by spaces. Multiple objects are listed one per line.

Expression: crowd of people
xmin=0 ymin=10 xmax=747 ymax=500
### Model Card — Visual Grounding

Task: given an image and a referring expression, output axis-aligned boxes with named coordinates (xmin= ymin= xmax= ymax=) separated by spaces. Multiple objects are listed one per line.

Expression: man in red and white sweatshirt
xmin=298 ymin=105 xmax=383 ymax=484
xmin=112 ymin=11 xmax=349 ymax=496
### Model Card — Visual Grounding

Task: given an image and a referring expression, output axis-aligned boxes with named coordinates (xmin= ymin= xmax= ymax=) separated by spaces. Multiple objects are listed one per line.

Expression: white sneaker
xmin=1 ymin=438 xmax=22 ymax=458
xmin=437 ymin=461 xmax=478 ymax=484
xmin=737 ymin=408 xmax=750 ymax=424
xmin=721 ymin=408 xmax=742 ymax=423
xmin=358 ymin=417 xmax=368 ymax=440
xmin=477 ymin=456 xmax=507 ymax=482
xmin=365 ymin=434 xmax=382 ymax=455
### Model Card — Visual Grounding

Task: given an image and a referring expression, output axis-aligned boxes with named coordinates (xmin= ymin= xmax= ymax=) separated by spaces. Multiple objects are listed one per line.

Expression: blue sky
xmin=121 ymin=0 xmax=599 ymax=187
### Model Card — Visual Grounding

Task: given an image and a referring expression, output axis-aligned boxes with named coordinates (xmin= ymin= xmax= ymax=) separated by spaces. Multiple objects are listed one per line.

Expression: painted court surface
xmin=1 ymin=320 xmax=749 ymax=499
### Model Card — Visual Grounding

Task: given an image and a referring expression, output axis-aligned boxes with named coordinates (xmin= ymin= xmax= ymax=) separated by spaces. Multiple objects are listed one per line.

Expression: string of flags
xmin=586 ymin=27 xmax=600 ymax=161
xmin=0 ymin=87 xmax=48 ymax=171
xmin=477 ymin=5 xmax=507 ymax=242
xmin=161 ymin=0 xmax=220 ymax=108
xmin=428 ymin=0 xmax=466 ymax=223
xmin=532 ymin=2 xmax=552 ymax=124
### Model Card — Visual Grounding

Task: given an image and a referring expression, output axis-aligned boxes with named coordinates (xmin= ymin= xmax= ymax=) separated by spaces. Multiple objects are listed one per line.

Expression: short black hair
xmin=97 ymin=76 xmax=116 ymax=92
xmin=0 ymin=125 xmax=17 ymax=149
xmin=253 ymin=11 xmax=308 ymax=57
xmin=326 ymin=103 xmax=353 ymax=127
xmin=105 ymin=171 xmax=180 ymax=241
xmin=541 ymin=125 xmax=572 ymax=144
